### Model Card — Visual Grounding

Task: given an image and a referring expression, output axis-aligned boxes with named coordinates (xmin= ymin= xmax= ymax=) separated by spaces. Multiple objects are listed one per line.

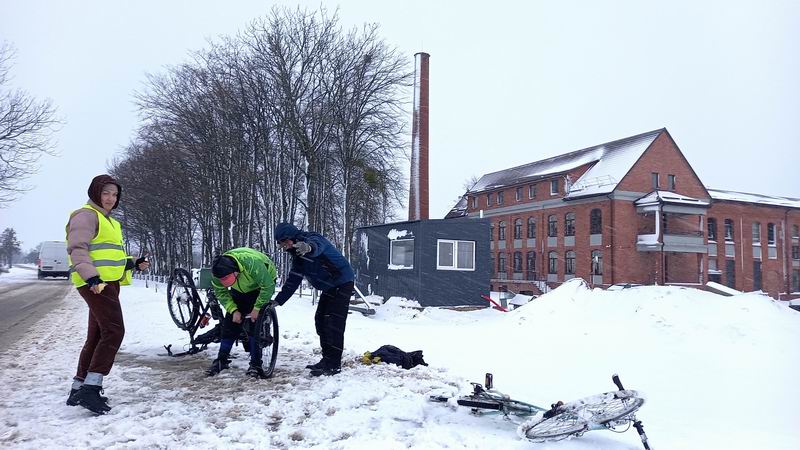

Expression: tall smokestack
xmin=409 ymin=52 xmax=430 ymax=221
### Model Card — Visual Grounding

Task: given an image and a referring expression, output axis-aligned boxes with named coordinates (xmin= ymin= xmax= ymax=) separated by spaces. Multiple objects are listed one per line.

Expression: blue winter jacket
xmin=274 ymin=223 xmax=354 ymax=304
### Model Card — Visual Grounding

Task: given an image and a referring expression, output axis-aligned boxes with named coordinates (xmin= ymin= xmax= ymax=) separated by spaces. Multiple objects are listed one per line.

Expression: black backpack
xmin=364 ymin=345 xmax=428 ymax=370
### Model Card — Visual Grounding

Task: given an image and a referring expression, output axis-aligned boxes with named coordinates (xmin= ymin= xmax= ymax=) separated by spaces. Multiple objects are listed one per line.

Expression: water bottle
xmin=199 ymin=313 xmax=211 ymax=328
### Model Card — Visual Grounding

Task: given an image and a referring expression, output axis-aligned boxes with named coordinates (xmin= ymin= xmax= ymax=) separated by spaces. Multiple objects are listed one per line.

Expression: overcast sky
xmin=1 ymin=0 xmax=798 ymax=251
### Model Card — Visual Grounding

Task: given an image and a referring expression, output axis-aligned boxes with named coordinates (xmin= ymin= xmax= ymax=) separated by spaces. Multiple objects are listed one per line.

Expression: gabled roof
xmin=468 ymin=129 xmax=664 ymax=198
xmin=444 ymin=195 xmax=468 ymax=219
xmin=708 ymin=188 xmax=800 ymax=209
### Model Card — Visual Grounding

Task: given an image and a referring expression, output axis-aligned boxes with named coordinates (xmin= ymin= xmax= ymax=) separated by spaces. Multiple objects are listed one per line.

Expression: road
xmin=0 ymin=266 xmax=72 ymax=350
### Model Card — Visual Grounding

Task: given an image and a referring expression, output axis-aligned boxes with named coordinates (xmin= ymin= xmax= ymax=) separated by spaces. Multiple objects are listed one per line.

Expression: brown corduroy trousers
xmin=74 ymin=281 xmax=125 ymax=379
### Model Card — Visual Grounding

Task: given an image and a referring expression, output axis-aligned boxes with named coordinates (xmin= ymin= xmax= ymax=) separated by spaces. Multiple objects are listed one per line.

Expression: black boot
xmin=205 ymin=352 xmax=230 ymax=377
xmin=310 ymin=360 xmax=341 ymax=377
xmin=305 ymin=358 xmax=325 ymax=370
xmin=67 ymin=387 xmax=108 ymax=406
xmin=246 ymin=362 xmax=267 ymax=379
xmin=75 ymin=385 xmax=111 ymax=414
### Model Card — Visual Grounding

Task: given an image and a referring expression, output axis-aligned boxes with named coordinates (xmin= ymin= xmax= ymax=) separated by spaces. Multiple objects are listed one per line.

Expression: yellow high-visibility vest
xmin=67 ymin=204 xmax=131 ymax=287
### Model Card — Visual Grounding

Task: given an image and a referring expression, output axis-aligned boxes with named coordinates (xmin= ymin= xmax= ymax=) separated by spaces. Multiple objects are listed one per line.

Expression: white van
xmin=38 ymin=241 xmax=70 ymax=279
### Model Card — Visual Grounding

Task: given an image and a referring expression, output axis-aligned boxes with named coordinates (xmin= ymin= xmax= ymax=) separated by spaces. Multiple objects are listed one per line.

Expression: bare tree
xmin=0 ymin=43 xmax=60 ymax=206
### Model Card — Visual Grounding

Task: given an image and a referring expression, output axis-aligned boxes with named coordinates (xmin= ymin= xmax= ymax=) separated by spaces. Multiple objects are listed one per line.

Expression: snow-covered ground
xmin=1 ymin=266 xmax=799 ymax=449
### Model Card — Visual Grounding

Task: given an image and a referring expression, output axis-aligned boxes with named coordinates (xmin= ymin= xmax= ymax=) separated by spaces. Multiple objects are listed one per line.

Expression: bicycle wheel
xmin=519 ymin=411 xmax=589 ymax=443
xmin=166 ymin=268 xmax=200 ymax=331
xmin=256 ymin=305 xmax=279 ymax=377
xmin=576 ymin=390 xmax=645 ymax=425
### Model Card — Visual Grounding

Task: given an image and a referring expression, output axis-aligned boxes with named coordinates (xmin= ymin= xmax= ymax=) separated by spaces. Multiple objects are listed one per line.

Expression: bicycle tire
xmin=519 ymin=412 xmax=589 ymax=443
xmin=256 ymin=305 xmax=279 ymax=378
xmin=575 ymin=389 xmax=644 ymax=425
xmin=166 ymin=268 xmax=200 ymax=331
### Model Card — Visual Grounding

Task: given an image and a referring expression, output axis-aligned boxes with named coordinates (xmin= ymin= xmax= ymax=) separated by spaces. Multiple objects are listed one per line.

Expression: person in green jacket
xmin=205 ymin=247 xmax=277 ymax=379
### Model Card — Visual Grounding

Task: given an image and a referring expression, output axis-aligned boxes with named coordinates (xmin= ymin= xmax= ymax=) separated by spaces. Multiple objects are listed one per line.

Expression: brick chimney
xmin=409 ymin=52 xmax=430 ymax=221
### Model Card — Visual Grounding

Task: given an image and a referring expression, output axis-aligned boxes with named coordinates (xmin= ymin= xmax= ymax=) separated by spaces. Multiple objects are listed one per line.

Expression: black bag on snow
xmin=363 ymin=345 xmax=428 ymax=370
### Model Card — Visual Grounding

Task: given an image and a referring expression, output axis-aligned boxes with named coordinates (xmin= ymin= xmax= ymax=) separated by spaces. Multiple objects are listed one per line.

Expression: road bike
xmin=164 ymin=267 xmax=280 ymax=377
xmin=430 ymin=373 xmax=651 ymax=448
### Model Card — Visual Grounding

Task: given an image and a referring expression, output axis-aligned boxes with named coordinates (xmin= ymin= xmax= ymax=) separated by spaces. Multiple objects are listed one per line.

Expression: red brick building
xmin=447 ymin=128 xmax=800 ymax=299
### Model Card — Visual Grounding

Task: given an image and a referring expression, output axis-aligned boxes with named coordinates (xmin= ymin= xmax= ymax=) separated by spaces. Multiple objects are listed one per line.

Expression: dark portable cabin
xmin=352 ymin=218 xmax=490 ymax=307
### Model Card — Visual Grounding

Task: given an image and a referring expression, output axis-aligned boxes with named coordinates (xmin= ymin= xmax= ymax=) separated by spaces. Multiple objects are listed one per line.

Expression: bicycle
xmin=164 ymin=267 xmax=280 ymax=377
xmin=430 ymin=373 xmax=651 ymax=448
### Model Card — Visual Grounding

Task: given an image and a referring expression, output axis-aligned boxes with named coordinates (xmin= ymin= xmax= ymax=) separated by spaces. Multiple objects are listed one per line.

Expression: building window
xmin=767 ymin=223 xmax=775 ymax=245
xmin=725 ymin=259 xmax=736 ymax=288
xmin=529 ymin=184 xmax=536 ymax=199
xmin=498 ymin=221 xmax=506 ymax=241
xmin=724 ymin=219 xmax=734 ymax=241
xmin=389 ymin=239 xmax=414 ymax=269
xmin=515 ymin=187 xmax=522 ymax=201
xmin=651 ymin=172 xmax=659 ymax=189
xmin=470 ymin=196 xmax=477 ymax=209
xmin=550 ymin=179 xmax=559 ymax=195
xmin=591 ymin=250 xmax=602 ymax=275
xmin=513 ymin=218 xmax=522 ymax=240
xmin=709 ymin=258 xmax=718 ymax=271
xmin=708 ymin=218 xmax=717 ymax=241
xmin=526 ymin=251 xmax=536 ymax=280
xmin=792 ymin=224 xmax=799 ymax=239
xmin=498 ymin=253 xmax=506 ymax=274
xmin=527 ymin=217 xmax=536 ymax=239
xmin=753 ymin=261 xmax=762 ymax=291
xmin=490 ymin=224 xmax=494 ymax=240
xmin=590 ymin=209 xmax=602 ymax=234
xmin=792 ymin=245 xmax=800 ymax=260
xmin=752 ymin=222 xmax=761 ymax=244
xmin=548 ymin=251 xmax=558 ymax=274
xmin=513 ymin=251 xmax=522 ymax=273
xmin=564 ymin=212 xmax=576 ymax=236
xmin=497 ymin=191 xmax=504 ymax=205
xmin=487 ymin=193 xmax=493 ymax=206
xmin=793 ymin=269 xmax=800 ymax=293
xmin=668 ymin=174 xmax=676 ymax=191
xmin=565 ymin=250 xmax=576 ymax=275
xmin=437 ymin=239 xmax=475 ymax=271
xmin=547 ymin=215 xmax=558 ymax=237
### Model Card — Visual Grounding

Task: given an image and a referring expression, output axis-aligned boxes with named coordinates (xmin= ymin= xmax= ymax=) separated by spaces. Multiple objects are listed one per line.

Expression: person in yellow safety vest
xmin=64 ymin=174 xmax=150 ymax=415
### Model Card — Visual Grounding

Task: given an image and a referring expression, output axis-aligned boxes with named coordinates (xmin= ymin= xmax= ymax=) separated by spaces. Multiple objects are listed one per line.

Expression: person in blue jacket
xmin=273 ymin=222 xmax=354 ymax=376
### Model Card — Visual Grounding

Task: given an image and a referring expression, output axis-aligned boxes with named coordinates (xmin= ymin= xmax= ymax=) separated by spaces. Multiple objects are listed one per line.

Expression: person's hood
xmin=87 ymin=174 xmax=121 ymax=210
xmin=274 ymin=223 xmax=301 ymax=241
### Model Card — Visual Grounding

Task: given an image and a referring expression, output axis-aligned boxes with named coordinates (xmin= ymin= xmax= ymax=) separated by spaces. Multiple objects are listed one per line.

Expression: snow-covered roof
xmin=468 ymin=129 xmax=663 ymax=197
xmin=444 ymin=195 xmax=468 ymax=219
xmin=634 ymin=191 xmax=711 ymax=208
xmin=708 ymin=188 xmax=800 ymax=209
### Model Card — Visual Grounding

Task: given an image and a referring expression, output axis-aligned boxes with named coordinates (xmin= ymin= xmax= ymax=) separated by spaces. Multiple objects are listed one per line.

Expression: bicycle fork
xmin=612 ymin=374 xmax=652 ymax=450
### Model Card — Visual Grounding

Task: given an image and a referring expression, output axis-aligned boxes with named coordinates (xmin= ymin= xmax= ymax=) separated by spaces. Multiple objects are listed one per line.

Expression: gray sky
xmin=1 ymin=0 xmax=798 ymax=251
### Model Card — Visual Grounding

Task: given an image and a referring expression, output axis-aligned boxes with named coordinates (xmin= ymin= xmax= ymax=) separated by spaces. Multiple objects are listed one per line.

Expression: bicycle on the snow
xmin=430 ymin=372 xmax=651 ymax=448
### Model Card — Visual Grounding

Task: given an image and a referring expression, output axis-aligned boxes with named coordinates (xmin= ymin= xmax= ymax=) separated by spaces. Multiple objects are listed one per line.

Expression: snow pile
xmin=0 ymin=273 xmax=799 ymax=449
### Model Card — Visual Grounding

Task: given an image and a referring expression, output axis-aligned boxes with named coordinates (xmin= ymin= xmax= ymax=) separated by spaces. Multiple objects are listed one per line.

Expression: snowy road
xmin=0 ymin=266 xmax=71 ymax=350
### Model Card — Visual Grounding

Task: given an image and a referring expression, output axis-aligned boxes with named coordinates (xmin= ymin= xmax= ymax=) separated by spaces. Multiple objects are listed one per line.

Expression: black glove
xmin=135 ymin=256 xmax=147 ymax=267
xmin=85 ymin=276 xmax=103 ymax=288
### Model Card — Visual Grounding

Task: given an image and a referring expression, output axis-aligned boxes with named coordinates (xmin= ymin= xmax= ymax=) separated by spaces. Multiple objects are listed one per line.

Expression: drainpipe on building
xmin=609 ymin=195 xmax=615 ymax=285
xmin=783 ymin=208 xmax=790 ymax=297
